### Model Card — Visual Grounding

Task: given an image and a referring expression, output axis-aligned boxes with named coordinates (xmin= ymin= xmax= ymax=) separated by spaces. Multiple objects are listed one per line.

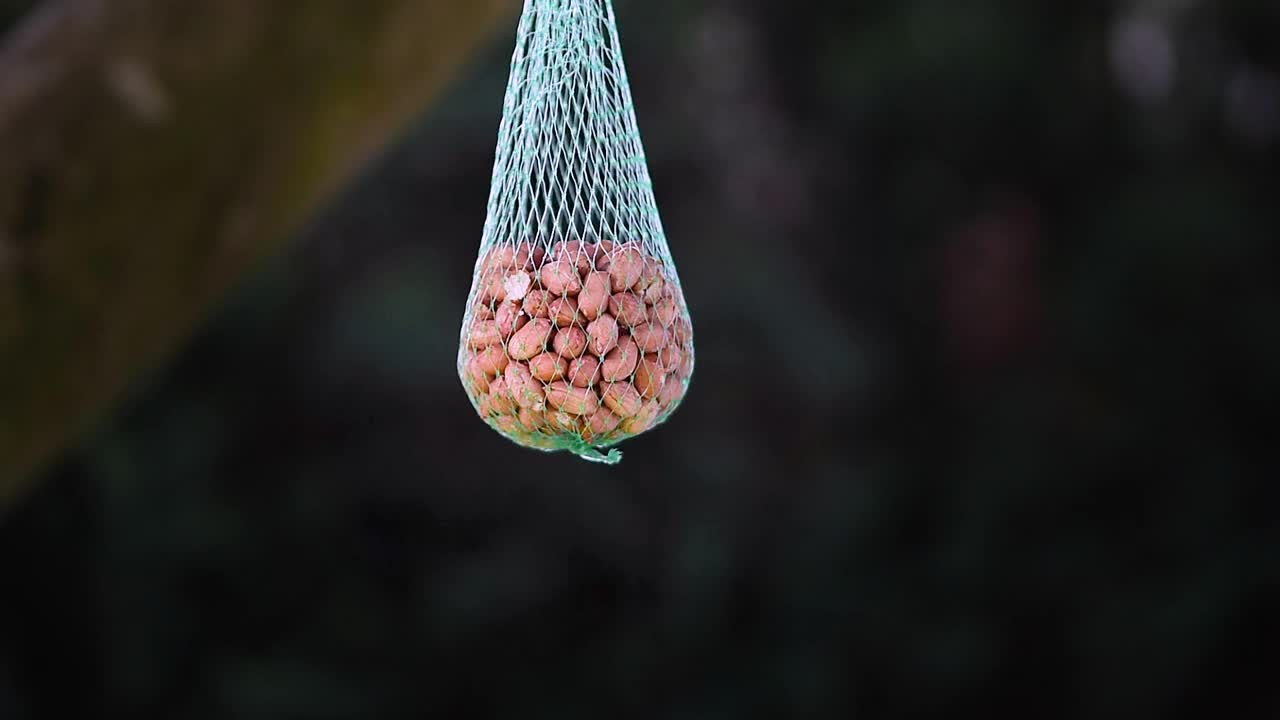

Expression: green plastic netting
xmin=457 ymin=0 xmax=694 ymax=465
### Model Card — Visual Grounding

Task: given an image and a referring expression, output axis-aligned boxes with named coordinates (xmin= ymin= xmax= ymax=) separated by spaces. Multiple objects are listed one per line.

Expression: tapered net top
xmin=477 ymin=0 xmax=670 ymax=264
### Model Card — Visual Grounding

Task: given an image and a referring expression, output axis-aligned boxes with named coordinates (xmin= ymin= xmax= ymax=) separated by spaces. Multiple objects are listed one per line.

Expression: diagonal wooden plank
xmin=0 ymin=0 xmax=516 ymax=510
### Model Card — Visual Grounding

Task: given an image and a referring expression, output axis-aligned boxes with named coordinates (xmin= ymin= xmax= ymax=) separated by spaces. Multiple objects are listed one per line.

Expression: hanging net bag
xmin=457 ymin=0 xmax=695 ymax=465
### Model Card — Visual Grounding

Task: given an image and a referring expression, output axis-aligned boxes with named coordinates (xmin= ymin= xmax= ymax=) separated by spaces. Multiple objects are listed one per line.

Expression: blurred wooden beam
xmin=0 ymin=0 xmax=514 ymax=511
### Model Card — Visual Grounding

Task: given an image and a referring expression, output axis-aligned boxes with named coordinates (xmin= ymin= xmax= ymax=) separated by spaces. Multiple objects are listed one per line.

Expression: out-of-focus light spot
xmin=1224 ymin=65 xmax=1280 ymax=147
xmin=1108 ymin=14 xmax=1177 ymax=105
xmin=105 ymin=58 xmax=172 ymax=125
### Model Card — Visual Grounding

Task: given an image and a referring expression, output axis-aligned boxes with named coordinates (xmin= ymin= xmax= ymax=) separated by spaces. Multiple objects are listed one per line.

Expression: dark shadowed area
xmin=2 ymin=0 xmax=1278 ymax=718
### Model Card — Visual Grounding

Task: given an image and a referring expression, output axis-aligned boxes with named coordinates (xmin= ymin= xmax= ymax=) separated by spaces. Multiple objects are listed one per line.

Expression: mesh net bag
xmin=457 ymin=0 xmax=695 ymax=465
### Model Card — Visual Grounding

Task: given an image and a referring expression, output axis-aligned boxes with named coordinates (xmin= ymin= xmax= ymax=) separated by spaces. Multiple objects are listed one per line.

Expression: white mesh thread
xmin=479 ymin=0 xmax=670 ymax=265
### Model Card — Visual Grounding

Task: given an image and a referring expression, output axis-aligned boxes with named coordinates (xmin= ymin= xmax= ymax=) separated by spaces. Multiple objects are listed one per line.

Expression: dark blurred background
xmin=3 ymin=0 xmax=1279 ymax=717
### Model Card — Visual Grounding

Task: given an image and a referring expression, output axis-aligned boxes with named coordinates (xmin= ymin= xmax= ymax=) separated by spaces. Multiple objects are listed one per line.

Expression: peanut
xmin=636 ymin=257 xmax=663 ymax=301
xmin=586 ymin=314 xmax=620 ymax=357
xmin=546 ymin=381 xmax=600 ymax=416
xmin=608 ymin=244 xmax=645 ymax=292
xmin=504 ymin=362 xmax=546 ymax=411
xmin=513 ymin=241 xmax=544 ymax=271
xmin=475 ymin=344 xmax=510 ymax=376
xmin=566 ymin=355 xmax=602 ymax=388
xmin=507 ymin=318 xmax=553 ymax=360
xmin=601 ymin=381 xmax=643 ymax=417
xmin=469 ymin=320 xmax=502 ymax=349
xmin=546 ymin=409 xmax=582 ymax=434
xmin=502 ymin=271 xmax=533 ymax=302
xmin=483 ymin=270 xmax=507 ymax=304
xmin=594 ymin=240 xmax=614 ymax=272
xmin=620 ymin=400 xmax=661 ymax=435
xmin=658 ymin=344 xmax=681 ymax=374
xmin=466 ymin=355 xmax=491 ymax=394
xmin=642 ymin=274 xmax=665 ymax=304
xmin=630 ymin=320 xmax=667 ymax=353
xmin=578 ymin=272 xmax=612 ymax=321
xmin=678 ymin=349 xmax=694 ymax=380
xmin=529 ymin=352 xmax=567 ymax=382
xmin=548 ymin=295 xmax=581 ymax=328
xmin=489 ymin=377 xmax=516 ymax=415
xmin=653 ymin=296 xmax=678 ymax=327
xmin=633 ymin=354 xmax=666 ymax=400
xmin=540 ymin=260 xmax=582 ymax=296
xmin=554 ymin=240 xmax=593 ymax=276
xmin=657 ymin=374 xmax=685 ymax=409
xmin=672 ymin=316 xmax=692 ymax=348
xmin=552 ymin=326 xmax=588 ymax=359
xmin=608 ymin=292 xmax=647 ymax=327
xmin=484 ymin=245 xmax=515 ymax=273
xmin=600 ymin=336 xmax=639 ymax=382
xmin=495 ymin=301 xmax=528 ymax=338
xmin=522 ymin=289 xmax=552 ymax=319
xmin=585 ymin=406 xmax=622 ymax=439
xmin=519 ymin=406 xmax=547 ymax=431
xmin=582 ymin=242 xmax=603 ymax=272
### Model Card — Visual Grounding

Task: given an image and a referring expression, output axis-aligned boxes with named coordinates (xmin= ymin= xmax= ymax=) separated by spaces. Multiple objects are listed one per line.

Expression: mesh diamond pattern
xmin=457 ymin=0 xmax=694 ymax=464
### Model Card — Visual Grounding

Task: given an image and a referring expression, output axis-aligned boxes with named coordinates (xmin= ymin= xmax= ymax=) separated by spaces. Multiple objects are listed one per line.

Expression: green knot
xmin=566 ymin=435 xmax=623 ymax=465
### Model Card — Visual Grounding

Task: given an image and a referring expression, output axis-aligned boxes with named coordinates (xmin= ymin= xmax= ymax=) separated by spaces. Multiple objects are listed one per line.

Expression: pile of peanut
xmin=460 ymin=239 xmax=694 ymax=451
